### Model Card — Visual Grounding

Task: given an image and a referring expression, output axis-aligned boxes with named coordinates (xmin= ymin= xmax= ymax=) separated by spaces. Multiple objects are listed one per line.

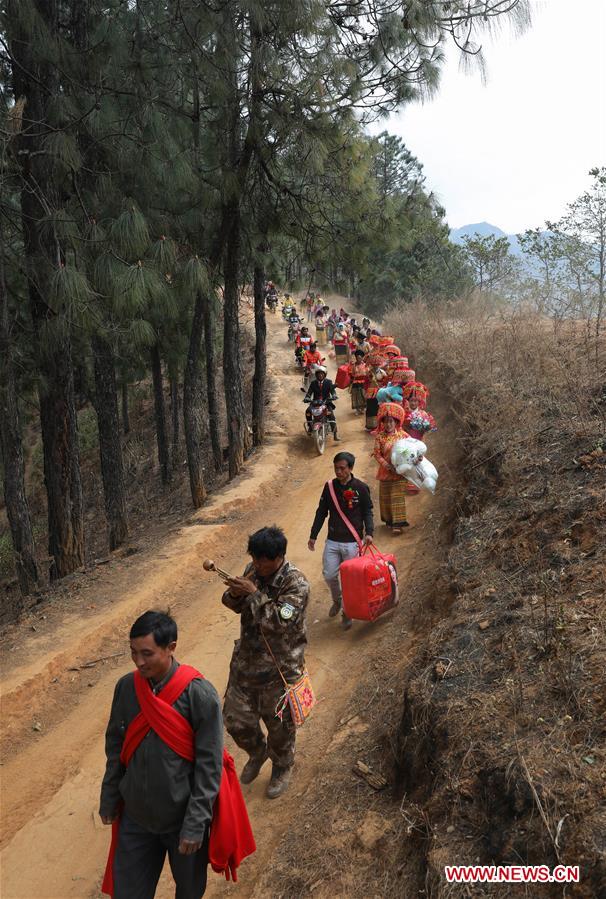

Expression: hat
xmin=366 ymin=352 xmax=387 ymax=368
xmin=372 ymin=402 xmax=407 ymax=434
xmin=402 ymin=381 xmax=429 ymax=407
xmin=391 ymin=368 xmax=416 ymax=385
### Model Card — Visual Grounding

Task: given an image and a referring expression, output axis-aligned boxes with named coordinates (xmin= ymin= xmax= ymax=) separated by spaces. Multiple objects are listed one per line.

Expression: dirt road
xmin=0 ymin=311 xmax=444 ymax=898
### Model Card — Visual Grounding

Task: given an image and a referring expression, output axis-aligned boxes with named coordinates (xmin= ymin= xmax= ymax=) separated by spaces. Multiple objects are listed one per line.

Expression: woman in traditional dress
xmin=364 ymin=353 xmax=387 ymax=431
xmin=372 ymin=403 xmax=410 ymax=534
xmin=348 ymin=350 xmax=369 ymax=415
xmin=401 ymin=382 xmax=437 ymax=441
xmin=332 ymin=322 xmax=350 ymax=365
xmin=315 ymin=307 xmax=327 ymax=346
xmin=326 ymin=309 xmax=338 ymax=342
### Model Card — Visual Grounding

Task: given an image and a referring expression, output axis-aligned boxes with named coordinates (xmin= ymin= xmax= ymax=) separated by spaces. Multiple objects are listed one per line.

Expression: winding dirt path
xmin=0 ymin=311 xmax=445 ymax=898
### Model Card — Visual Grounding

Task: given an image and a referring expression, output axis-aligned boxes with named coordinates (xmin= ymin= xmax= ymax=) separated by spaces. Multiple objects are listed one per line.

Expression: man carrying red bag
xmin=308 ymin=452 xmax=374 ymax=631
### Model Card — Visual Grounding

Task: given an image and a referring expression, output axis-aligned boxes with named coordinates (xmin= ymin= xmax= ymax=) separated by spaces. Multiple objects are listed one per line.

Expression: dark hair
xmin=247 ymin=525 xmax=287 ymax=560
xmin=130 ymin=610 xmax=177 ymax=647
xmin=334 ymin=451 xmax=355 ymax=469
xmin=354 ymin=349 xmax=364 ymax=358
xmin=310 ymin=342 xmax=317 ymax=350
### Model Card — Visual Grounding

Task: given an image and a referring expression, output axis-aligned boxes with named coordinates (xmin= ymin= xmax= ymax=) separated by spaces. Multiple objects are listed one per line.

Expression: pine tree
xmin=6 ymin=0 xmax=85 ymax=579
xmin=0 ymin=218 xmax=40 ymax=597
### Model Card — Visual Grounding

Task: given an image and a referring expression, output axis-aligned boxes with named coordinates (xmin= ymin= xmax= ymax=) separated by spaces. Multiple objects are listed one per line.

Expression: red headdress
xmin=366 ymin=352 xmax=387 ymax=368
xmin=401 ymin=381 xmax=429 ymax=408
xmin=391 ymin=368 xmax=416 ymax=385
xmin=382 ymin=344 xmax=401 ymax=358
xmin=372 ymin=401 xmax=408 ymax=434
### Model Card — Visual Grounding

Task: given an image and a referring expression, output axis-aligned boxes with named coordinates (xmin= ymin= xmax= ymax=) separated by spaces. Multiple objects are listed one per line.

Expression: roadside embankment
xmin=386 ymin=299 xmax=606 ymax=897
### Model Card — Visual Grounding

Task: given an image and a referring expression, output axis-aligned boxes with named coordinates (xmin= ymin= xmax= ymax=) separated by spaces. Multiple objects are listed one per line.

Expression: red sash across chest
xmin=101 ymin=666 xmax=255 ymax=895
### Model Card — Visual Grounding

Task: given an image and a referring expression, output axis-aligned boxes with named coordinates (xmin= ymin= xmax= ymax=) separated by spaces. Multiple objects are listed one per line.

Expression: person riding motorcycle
xmin=287 ymin=310 xmax=302 ymax=342
xmin=303 ymin=367 xmax=340 ymax=441
xmin=266 ymin=285 xmax=278 ymax=310
xmin=303 ymin=343 xmax=325 ymax=369
xmin=295 ymin=326 xmax=313 ymax=361
xmin=301 ymin=343 xmax=326 ymax=392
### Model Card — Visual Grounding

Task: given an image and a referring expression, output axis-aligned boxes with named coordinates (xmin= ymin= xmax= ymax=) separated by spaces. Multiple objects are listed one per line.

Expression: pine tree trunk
xmin=184 ymin=294 xmax=213 ymax=507
xmin=38 ymin=349 xmax=85 ymax=580
xmin=121 ymin=382 xmax=130 ymax=435
xmin=8 ymin=0 xmax=84 ymax=581
xmin=223 ymin=213 xmax=249 ymax=478
xmin=0 ymin=225 xmax=39 ymax=597
xmin=204 ymin=297 xmax=224 ymax=471
xmin=92 ymin=335 xmax=129 ymax=551
xmin=150 ymin=343 xmax=170 ymax=485
xmin=170 ymin=373 xmax=180 ymax=471
xmin=252 ymin=261 xmax=267 ymax=446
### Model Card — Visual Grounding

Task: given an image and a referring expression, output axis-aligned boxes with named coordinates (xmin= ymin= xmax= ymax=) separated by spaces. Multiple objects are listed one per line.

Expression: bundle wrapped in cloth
xmin=391 ymin=437 xmax=438 ymax=495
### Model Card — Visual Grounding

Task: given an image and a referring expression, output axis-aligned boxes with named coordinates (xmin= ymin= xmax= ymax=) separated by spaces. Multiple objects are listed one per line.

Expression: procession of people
xmin=98 ymin=285 xmax=438 ymax=898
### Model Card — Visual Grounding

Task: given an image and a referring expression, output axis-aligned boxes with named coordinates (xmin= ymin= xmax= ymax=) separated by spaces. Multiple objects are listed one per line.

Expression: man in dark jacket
xmin=308 ymin=452 xmax=374 ymax=630
xmin=222 ymin=526 xmax=310 ymax=800
xmin=99 ymin=610 xmax=223 ymax=899
xmin=303 ymin=366 xmax=340 ymax=440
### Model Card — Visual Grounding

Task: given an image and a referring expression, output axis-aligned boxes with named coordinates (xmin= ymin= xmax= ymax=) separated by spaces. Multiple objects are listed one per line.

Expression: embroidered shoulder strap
xmin=326 ymin=480 xmax=363 ymax=552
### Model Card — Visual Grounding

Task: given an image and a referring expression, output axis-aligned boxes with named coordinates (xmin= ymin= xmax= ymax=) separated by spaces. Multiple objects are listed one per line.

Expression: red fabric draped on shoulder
xmin=102 ymin=666 xmax=255 ymax=896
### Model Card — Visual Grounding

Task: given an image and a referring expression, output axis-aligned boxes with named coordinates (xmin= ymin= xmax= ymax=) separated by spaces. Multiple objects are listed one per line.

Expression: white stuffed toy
xmin=391 ymin=437 xmax=438 ymax=494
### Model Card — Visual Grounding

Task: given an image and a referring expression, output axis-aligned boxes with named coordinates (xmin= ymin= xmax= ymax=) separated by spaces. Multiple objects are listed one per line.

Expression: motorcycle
xmin=304 ymin=396 xmax=337 ymax=455
xmin=266 ymin=294 xmax=278 ymax=313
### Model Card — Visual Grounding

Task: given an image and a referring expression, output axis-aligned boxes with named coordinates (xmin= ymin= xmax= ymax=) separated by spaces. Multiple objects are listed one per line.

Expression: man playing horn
xmin=221 ymin=526 xmax=310 ymax=800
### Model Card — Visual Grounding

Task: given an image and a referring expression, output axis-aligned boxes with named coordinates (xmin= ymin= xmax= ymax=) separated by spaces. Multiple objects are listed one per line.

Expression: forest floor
xmin=0 ymin=306 xmax=460 ymax=898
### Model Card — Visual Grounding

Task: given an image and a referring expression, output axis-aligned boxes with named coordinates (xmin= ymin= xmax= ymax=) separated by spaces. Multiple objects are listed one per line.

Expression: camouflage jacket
xmin=222 ymin=560 xmax=310 ymax=687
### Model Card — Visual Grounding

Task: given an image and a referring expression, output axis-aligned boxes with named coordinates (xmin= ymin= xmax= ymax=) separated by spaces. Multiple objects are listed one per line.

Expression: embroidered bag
xmin=261 ymin=634 xmax=315 ymax=727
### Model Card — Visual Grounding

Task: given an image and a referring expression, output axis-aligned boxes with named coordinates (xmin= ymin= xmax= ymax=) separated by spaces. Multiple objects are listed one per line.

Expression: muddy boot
xmin=331 ymin=423 xmax=341 ymax=442
xmin=266 ymin=765 xmax=292 ymax=799
xmin=240 ymin=745 xmax=269 ymax=784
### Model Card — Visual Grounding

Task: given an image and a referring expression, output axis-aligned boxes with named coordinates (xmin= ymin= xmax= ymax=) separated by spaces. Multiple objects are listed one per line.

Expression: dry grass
xmin=385 ymin=298 xmax=606 ymax=897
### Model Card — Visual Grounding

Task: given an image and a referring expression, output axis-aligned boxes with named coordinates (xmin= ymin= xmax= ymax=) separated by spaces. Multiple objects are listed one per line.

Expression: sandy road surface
xmin=0 ymin=311 xmax=443 ymax=898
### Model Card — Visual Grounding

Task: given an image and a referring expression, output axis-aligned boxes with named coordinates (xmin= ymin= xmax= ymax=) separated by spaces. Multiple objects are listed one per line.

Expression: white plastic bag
xmin=391 ymin=438 xmax=438 ymax=494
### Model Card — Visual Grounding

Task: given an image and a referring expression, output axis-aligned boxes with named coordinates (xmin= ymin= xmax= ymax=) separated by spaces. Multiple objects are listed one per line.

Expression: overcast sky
xmin=376 ymin=0 xmax=606 ymax=234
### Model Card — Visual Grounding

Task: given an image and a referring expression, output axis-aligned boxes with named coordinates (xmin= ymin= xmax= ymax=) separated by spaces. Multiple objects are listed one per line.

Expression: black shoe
xmin=341 ymin=612 xmax=353 ymax=631
xmin=240 ymin=746 xmax=269 ymax=784
xmin=266 ymin=765 xmax=292 ymax=799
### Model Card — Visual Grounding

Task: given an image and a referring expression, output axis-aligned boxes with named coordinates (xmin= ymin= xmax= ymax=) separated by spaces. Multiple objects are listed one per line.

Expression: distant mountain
xmin=450 ymin=221 xmax=523 ymax=256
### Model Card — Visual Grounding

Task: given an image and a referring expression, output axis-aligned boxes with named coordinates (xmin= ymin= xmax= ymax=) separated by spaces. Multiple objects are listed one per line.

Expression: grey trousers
xmin=113 ymin=813 xmax=209 ymax=899
xmin=322 ymin=539 xmax=360 ymax=605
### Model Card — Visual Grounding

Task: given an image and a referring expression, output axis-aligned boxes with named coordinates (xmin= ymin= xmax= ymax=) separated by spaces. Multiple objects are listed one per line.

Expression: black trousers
xmin=113 ymin=813 xmax=209 ymax=899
